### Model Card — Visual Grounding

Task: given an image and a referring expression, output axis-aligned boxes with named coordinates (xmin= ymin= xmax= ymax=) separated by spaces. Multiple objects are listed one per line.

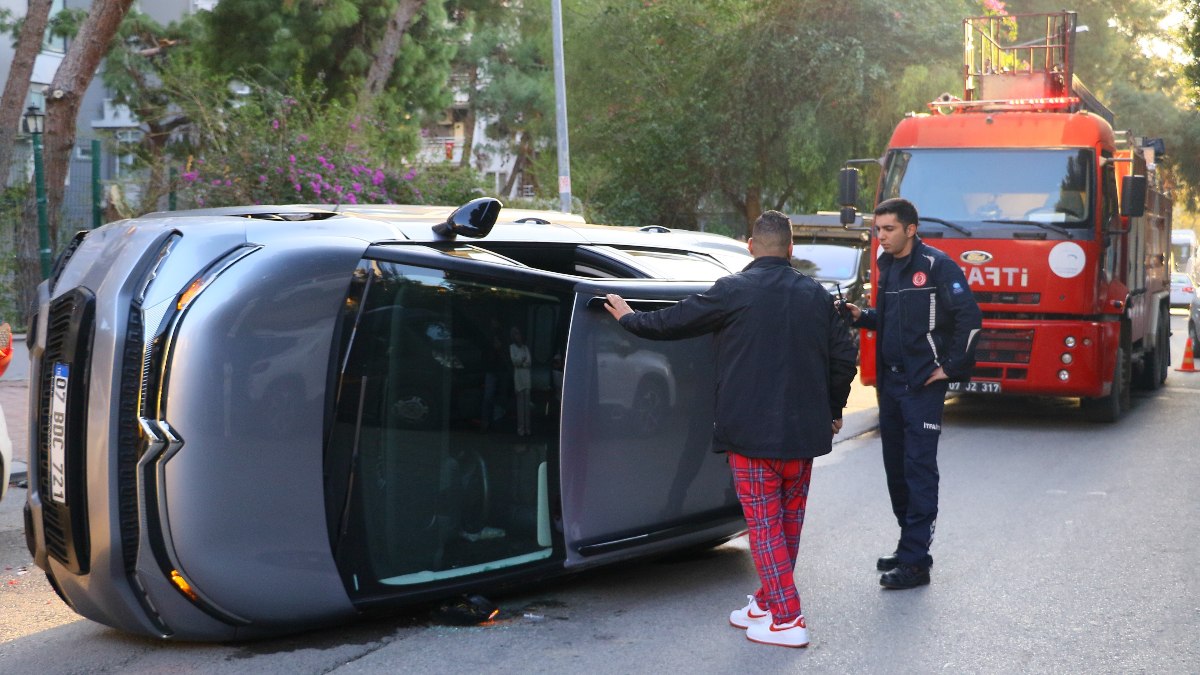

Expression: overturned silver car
xmin=24 ymin=199 xmax=750 ymax=640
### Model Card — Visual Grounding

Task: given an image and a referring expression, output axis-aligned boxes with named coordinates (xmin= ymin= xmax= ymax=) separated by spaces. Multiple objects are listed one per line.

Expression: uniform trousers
xmin=878 ymin=367 xmax=949 ymax=568
xmin=728 ymin=452 xmax=813 ymax=623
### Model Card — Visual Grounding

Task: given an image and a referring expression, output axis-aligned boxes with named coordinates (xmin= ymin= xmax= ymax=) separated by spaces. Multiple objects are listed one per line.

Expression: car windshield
xmin=879 ymin=148 xmax=1094 ymax=236
xmin=326 ymin=260 xmax=567 ymax=595
xmin=792 ymin=244 xmax=861 ymax=281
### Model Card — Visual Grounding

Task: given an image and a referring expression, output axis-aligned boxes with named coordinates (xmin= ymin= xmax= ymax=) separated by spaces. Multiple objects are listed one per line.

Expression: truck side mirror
xmin=1120 ymin=175 xmax=1146 ymax=218
xmin=838 ymin=168 xmax=860 ymax=225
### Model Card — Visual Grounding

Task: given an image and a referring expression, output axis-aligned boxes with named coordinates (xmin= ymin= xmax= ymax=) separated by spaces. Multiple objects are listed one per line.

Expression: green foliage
xmin=565 ymin=0 xmax=966 ymax=231
xmin=201 ymin=0 xmax=461 ymax=116
xmin=171 ymin=77 xmax=481 ymax=208
xmin=0 ymin=185 xmax=29 ymax=328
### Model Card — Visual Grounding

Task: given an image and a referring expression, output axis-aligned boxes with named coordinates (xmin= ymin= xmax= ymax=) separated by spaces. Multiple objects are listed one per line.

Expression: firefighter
xmin=840 ymin=198 xmax=981 ymax=589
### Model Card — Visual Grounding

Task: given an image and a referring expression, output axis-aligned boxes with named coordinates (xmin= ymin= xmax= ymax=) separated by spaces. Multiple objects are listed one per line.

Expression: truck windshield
xmin=880 ymin=148 xmax=1094 ymax=237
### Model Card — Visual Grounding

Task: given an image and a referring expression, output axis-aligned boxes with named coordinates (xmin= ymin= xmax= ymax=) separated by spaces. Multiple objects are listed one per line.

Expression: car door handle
xmin=587 ymin=296 xmax=678 ymax=311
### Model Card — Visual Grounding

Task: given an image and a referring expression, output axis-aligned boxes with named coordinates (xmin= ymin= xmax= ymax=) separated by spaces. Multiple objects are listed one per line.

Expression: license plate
xmin=947 ymin=380 xmax=1002 ymax=394
xmin=49 ymin=362 xmax=69 ymax=505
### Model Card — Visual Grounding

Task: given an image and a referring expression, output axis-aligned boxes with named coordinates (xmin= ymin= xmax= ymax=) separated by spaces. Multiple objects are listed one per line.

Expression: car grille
xmin=36 ymin=288 xmax=95 ymax=574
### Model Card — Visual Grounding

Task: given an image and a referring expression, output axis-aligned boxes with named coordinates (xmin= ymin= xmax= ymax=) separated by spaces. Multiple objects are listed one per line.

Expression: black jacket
xmin=617 ymin=256 xmax=858 ymax=459
xmin=853 ymin=237 xmax=982 ymax=389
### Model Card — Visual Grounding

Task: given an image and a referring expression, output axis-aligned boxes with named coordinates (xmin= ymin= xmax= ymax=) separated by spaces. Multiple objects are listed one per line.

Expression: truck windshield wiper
xmin=919 ymin=217 xmax=972 ymax=236
xmin=982 ymin=219 xmax=1073 ymax=238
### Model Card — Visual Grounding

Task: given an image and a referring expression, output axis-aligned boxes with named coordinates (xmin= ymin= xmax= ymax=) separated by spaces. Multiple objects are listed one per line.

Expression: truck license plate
xmin=947 ymin=380 xmax=1001 ymax=394
xmin=49 ymin=362 xmax=69 ymax=505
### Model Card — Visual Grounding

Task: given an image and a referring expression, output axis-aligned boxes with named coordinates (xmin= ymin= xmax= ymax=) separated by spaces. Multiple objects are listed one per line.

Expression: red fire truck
xmin=840 ymin=11 xmax=1172 ymax=422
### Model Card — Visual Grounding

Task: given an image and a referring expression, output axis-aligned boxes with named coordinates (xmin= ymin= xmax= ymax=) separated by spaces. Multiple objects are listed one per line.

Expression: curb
xmin=834 ymin=406 xmax=879 ymax=445
xmin=9 ymin=459 xmax=26 ymax=486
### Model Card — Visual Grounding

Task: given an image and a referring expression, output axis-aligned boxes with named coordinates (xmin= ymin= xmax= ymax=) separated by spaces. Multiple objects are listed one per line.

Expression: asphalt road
xmin=1 ymin=314 xmax=1197 ymax=674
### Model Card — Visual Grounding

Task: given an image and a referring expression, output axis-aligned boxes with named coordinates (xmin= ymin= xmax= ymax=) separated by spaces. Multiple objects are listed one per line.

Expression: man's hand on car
xmin=604 ymin=294 xmax=634 ymax=320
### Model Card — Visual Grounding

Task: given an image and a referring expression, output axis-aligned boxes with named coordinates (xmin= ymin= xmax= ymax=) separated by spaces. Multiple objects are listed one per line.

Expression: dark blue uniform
xmin=854 ymin=237 xmax=981 ymax=568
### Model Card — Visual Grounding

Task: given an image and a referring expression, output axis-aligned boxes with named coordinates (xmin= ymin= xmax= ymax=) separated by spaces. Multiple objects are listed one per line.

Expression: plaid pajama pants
xmin=727 ymin=452 xmax=813 ymax=624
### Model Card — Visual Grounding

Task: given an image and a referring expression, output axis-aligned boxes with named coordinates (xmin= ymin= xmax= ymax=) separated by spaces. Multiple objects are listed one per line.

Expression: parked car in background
xmin=1171 ymin=272 xmax=1194 ymax=308
xmin=24 ymin=198 xmax=751 ymax=641
xmin=1190 ymin=288 xmax=1199 ymax=345
xmin=788 ymin=213 xmax=871 ymax=350
xmin=788 ymin=212 xmax=872 ymax=308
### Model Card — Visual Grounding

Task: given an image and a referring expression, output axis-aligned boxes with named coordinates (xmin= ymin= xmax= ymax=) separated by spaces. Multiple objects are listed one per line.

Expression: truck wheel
xmin=1082 ymin=341 xmax=1129 ymax=423
xmin=1135 ymin=307 xmax=1169 ymax=390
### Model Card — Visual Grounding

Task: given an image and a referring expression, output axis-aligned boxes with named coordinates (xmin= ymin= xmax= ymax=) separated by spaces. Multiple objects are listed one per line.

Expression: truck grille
xmin=973 ymin=291 xmax=1041 ymax=305
xmin=975 ymin=328 xmax=1034 ymax=364
xmin=36 ymin=288 xmax=95 ymax=573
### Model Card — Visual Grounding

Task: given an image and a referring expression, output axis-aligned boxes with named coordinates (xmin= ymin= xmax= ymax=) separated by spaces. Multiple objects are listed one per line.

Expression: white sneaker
xmin=728 ymin=595 xmax=771 ymax=629
xmin=746 ymin=614 xmax=809 ymax=648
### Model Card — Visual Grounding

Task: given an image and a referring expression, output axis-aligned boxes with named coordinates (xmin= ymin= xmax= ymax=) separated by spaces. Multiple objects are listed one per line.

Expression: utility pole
xmin=550 ymin=0 xmax=572 ymax=213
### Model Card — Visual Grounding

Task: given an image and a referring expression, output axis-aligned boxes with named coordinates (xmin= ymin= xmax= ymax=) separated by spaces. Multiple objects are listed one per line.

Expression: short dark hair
xmin=874 ymin=198 xmax=919 ymax=228
xmin=752 ymin=210 xmax=792 ymax=254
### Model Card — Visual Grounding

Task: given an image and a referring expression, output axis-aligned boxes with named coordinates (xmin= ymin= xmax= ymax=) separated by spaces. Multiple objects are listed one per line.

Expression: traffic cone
xmin=1178 ymin=338 xmax=1198 ymax=373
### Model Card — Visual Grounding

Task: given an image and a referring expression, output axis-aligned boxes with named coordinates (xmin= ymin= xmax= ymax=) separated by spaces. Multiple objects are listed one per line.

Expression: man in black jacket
xmin=604 ymin=210 xmax=857 ymax=648
xmin=842 ymin=198 xmax=981 ymax=590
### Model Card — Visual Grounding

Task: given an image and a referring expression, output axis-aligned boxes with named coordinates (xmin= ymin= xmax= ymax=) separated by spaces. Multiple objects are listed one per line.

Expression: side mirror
xmin=1119 ymin=175 xmax=1146 ymax=218
xmin=838 ymin=168 xmax=860 ymax=225
xmin=433 ymin=197 xmax=503 ymax=238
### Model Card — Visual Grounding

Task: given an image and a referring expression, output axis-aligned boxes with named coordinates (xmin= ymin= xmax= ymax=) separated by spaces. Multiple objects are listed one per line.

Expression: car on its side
xmin=24 ymin=199 xmax=751 ymax=641
xmin=1171 ymin=272 xmax=1194 ymax=308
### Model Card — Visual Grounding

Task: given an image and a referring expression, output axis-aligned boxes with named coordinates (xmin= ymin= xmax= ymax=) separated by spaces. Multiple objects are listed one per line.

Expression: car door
xmin=558 ymin=279 xmax=743 ymax=571
xmin=324 ymin=245 xmax=739 ymax=605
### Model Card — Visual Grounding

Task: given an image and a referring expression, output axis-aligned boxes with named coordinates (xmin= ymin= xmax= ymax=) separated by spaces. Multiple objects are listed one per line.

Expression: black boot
xmin=880 ymin=564 xmax=930 ymax=589
xmin=876 ymin=553 xmax=900 ymax=571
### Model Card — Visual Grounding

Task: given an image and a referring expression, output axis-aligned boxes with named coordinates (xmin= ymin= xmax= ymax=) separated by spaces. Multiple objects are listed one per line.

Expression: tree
xmin=202 ymin=0 xmax=460 ymax=120
xmin=44 ymin=0 xmax=135 ymax=246
xmin=0 ymin=0 xmax=54 ymax=192
xmin=566 ymin=0 xmax=964 ymax=235
xmin=0 ymin=0 xmax=56 ymax=322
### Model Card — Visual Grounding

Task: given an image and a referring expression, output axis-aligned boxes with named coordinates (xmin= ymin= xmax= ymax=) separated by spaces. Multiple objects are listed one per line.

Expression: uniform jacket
xmin=853 ymin=237 xmax=982 ymax=389
xmin=617 ymin=256 xmax=858 ymax=459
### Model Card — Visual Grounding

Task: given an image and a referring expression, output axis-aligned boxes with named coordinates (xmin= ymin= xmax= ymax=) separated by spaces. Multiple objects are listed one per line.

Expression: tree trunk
xmin=0 ymin=0 xmax=55 ymax=191
xmin=458 ymin=66 xmax=478 ymax=169
xmin=501 ymin=136 xmax=526 ymax=197
xmin=741 ymin=185 xmax=762 ymax=239
xmin=44 ymin=0 xmax=135 ymax=246
xmin=362 ymin=0 xmax=427 ymax=102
